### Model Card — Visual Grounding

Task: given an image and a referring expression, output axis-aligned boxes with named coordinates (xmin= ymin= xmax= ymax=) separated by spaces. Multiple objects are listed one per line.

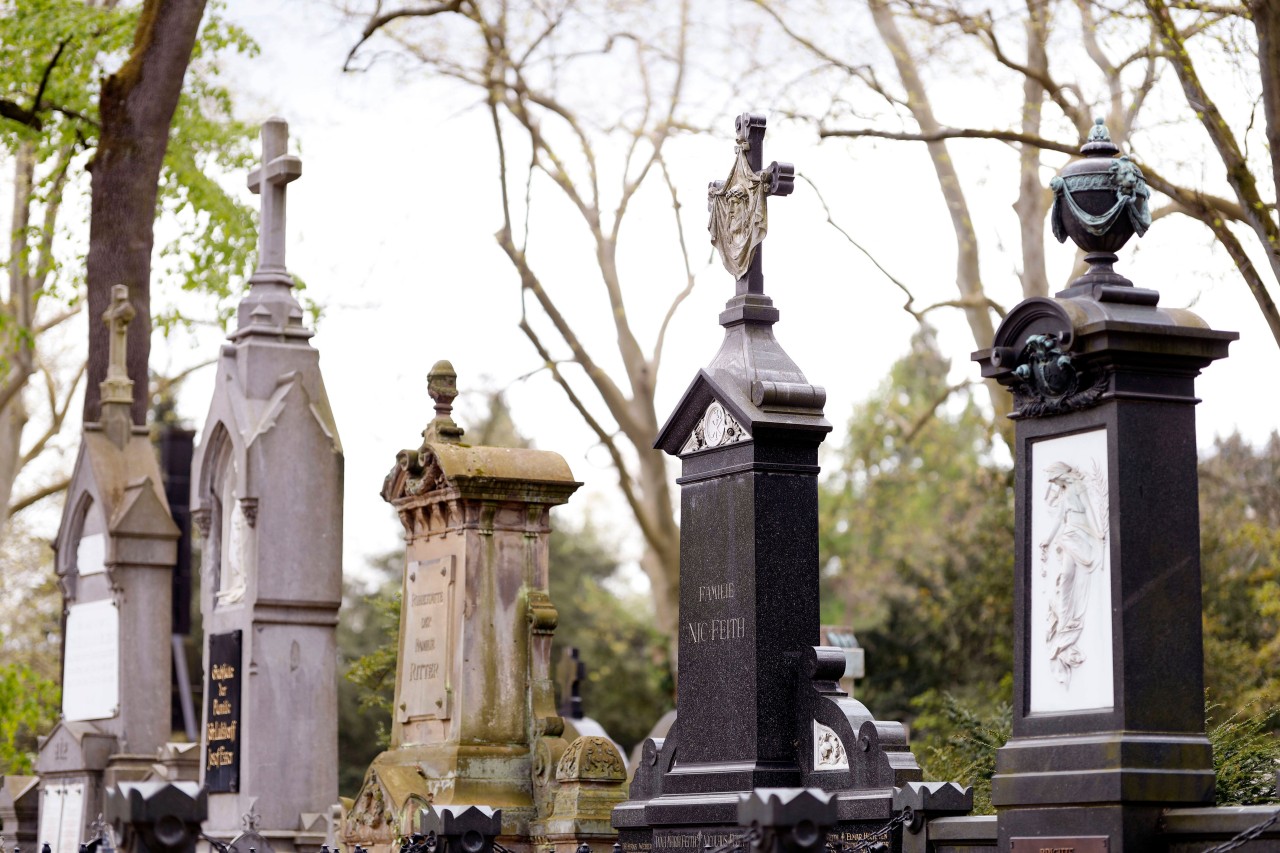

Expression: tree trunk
xmin=84 ymin=0 xmax=208 ymax=425
xmin=867 ymin=0 xmax=1013 ymax=435
xmin=0 ymin=143 xmax=36 ymax=538
xmin=1015 ymin=0 xmax=1051 ymax=299
xmin=1252 ymin=0 xmax=1280 ymax=219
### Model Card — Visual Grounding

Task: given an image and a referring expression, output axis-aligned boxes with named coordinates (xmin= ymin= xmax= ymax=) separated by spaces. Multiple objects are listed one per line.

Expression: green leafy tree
xmin=818 ymin=328 xmax=1016 ymax=738
xmin=0 ymin=0 xmax=257 ymax=540
xmin=1200 ymin=433 xmax=1280 ymax=714
xmin=0 ymin=661 xmax=59 ymax=774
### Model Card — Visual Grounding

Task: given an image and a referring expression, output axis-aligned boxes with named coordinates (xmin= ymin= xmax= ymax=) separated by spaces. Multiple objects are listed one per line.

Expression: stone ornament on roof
xmin=707 ymin=113 xmax=795 ymax=281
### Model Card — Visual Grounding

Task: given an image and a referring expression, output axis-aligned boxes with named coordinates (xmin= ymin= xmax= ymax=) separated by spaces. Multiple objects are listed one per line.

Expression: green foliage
xmin=0 ymin=661 xmax=60 ymax=774
xmin=1200 ymin=433 xmax=1280 ymax=714
xmin=820 ymin=327 xmax=1014 ymax=722
xmin=338 ymin=550 xmax=401 ymax=798
xmin=0 ymin=0 xmax=259 ymax=326
xmin=913 ymin=693 xmax=1012 ymax=816
xmin=1208 ymin=700 xmax=1280 ymax=805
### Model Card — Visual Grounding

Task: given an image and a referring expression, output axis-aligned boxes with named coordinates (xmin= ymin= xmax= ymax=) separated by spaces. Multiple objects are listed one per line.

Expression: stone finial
xmin=100 ymin=284 xmax=136 ymax=447
xmin=736 ymin=789 xmax=836 ymax=853
xmin=247 ymin=117 xmax=302 ymax=283
xmin=422 ymin=360 xmax=464 ymax=445
xmin=105 ymin=782 xmax=206 ymax=853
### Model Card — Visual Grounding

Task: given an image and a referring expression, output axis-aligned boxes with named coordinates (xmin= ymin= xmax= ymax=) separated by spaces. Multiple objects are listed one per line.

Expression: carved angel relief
xmin=681 ymin=400 xmax=749 ymax=455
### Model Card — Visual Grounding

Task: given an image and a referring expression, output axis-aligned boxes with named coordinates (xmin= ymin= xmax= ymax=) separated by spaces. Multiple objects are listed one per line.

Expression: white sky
xmin=144 ymin=0 xmax=1280 ymax=586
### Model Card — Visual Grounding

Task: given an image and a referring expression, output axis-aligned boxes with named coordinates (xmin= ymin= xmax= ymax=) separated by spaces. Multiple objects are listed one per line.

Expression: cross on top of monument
xmin=247 ymin=116 xmax=302 ymax=282
xmin=100 ymin=284 xmax=135 ymax=408
xmin=707 ymin=112 xmax=795 ymax=294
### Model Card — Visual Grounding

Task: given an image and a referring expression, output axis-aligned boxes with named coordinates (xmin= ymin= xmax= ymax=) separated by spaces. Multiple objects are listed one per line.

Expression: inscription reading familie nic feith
xmin=686 ymin=583 xmax=745 ymax=644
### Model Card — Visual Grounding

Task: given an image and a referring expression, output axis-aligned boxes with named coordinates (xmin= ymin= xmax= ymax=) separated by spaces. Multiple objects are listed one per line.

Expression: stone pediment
xmin=381 ymin=441 xmax=580 ymax=505
xmin=654 ymin=368 xmax=830 ymax=456
xmin=55 ymin=434 xmax=179 ymax=568
xmin=36 ymin=721 xmax=118 ymax=774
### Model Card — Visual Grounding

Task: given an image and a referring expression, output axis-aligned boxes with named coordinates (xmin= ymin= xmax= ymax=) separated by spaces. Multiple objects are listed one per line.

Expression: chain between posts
xmin=1198 ymin=805 xmax=1280 ymax=853
xmin=824 ymin=809 xmax=911 ymax=853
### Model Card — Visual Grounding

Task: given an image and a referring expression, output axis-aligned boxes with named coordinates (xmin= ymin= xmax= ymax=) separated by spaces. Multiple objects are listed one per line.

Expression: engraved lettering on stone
xmin=686 ymin=617 xmax=745 ymax=643
xmin=813 ymin=720 xmax=849 ymax=770
xmin=62 ymin=599 xmax=119 ymax=722
xmin=399 ymin=554 xmax=453 ymax=721
xmin=1030 ymin=429 xmax=1114 ymax=714
xmin=680 ymin=400 xmax=748 ymax=454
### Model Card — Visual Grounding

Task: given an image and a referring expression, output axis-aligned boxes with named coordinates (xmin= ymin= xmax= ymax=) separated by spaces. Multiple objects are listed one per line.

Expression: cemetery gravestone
xmin=190 ymin=117 xmax=342 ymax=853
xmin=38 ymin=286 xmax=181 ymax=853
xmin=974 ymin=120 xmax=1237 ymax=851
xmin=614 ymin=113 xmax=943 ymax=853
xmin=343 ymin=361 xmax=620 ymax=853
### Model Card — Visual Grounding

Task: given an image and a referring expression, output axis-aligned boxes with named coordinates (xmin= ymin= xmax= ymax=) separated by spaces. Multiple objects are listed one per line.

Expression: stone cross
xmin=707 ymin=113 xmax=795 ymax=295
xmin=100 ymin=285 xmax=134 ymax=407
xmin=246 ymin=117 xmax=302 ymax=278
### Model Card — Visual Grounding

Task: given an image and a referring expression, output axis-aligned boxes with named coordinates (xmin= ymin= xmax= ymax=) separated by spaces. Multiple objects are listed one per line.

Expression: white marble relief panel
xmin=1029 ymin=428 xmax=1113 ymax=714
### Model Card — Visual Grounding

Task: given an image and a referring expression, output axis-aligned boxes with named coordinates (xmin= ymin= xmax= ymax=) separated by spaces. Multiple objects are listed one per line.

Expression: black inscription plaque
xmin=205 ymin=630 xmax=242 ymax=793
xmin=1010 ymin=838 xmax=1109 ymax=853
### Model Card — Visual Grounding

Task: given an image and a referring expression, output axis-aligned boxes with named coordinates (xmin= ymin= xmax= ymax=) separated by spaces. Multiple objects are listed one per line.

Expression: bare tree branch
xmin=8 ymin=476 xmax=70 ymax=516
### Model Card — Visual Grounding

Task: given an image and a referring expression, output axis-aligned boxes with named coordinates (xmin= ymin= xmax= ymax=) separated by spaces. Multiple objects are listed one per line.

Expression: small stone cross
xmin=707 ymin=113 xmax=795 ymax=294
xmin=247 ymin=117 xmax=302 ymax=276
xmin=100 ymin=284 xmax=135 ymax=406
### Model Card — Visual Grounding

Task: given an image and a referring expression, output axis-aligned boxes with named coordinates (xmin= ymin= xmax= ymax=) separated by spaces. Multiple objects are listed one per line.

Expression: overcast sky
xmin=161 ymin=0 xmax=1280 ymax=586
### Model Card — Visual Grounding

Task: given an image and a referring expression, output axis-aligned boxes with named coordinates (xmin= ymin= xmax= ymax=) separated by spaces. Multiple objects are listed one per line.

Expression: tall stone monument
xmin=614 ymin=113 xmax=940 ymax=853
xmin=38 ymin=286 xmax=182 ymax=853
xmin=974 ymin=119 xmax=1237 ymax=851
xmin=341 ymin=361 xmax=597 ymax=853
xmin=190 ymin=117 xmax=342 ymax=853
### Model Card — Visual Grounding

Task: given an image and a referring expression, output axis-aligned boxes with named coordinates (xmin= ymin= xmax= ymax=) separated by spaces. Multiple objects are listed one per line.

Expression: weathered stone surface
xmin=190 ymin=117 xmax=342 ymax=852
xmin=39 ymin=287 xmax=181 ymax=853
xmin=342 ymin=361 xmax=588 ymax=853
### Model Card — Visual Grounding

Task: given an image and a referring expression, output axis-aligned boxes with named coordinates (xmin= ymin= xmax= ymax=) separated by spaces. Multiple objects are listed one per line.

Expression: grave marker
xmin=191 ymin=117 xmax=342 ymax=853
xmin=341 ymin=361 xmax=589 ymax=853
xmin=974 ymin=119 xmax=1237 ymax=850
xmin=39 ymin=286 xmax=181 ymax=853
xmin=614 ymin=112 xmax=931 ymax=853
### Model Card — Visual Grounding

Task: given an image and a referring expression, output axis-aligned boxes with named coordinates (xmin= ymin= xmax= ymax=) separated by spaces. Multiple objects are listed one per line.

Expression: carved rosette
xmin=680 ymin=399 xmax=749 ymax=454
xmin=813 ymin=721 xmax=850 ymax=771
xmin=1008 ymin=334 xmax=1107 ymax=418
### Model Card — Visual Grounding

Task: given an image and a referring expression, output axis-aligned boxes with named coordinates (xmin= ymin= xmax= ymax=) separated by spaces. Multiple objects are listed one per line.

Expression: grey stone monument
xmin=190 ymin=117 xmax=342 ymax=853
xmin=38 ymin=286 xmax=181 ymax=853
xmin=974 ymin=119 xmax=1237 ymax=851
xmin=613 ymin=113 xmax=946 ymax=853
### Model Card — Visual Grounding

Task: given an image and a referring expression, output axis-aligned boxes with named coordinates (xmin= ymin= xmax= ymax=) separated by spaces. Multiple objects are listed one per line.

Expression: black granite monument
xmin=974 ymin=119 xmax=1237 ymax=851
xmin=612 ymin=113 xmax=956 ymax=853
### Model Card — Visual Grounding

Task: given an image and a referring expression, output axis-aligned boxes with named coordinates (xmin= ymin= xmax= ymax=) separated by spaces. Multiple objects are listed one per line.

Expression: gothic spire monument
xmin=613 ymin=113 xmax=949 ymax=853
xmin=41 ymin=286 xmax=181 ymax=853
xmin=190 ymin=117 xmax=342 ymax=853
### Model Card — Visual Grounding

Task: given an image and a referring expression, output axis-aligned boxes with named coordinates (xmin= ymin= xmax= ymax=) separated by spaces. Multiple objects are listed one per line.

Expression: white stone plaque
xmin=75 ymin=533 xmax=105 ymax=576
xmin=398 ymin=551 xmax=455 ymax=721
xmin=1029 ymin=428 xmax=1114 ymax=714
xmin=39 ymin=782 xmax=84 ymax=853
xmin=62 ymin=599 xmax=120 ymax=721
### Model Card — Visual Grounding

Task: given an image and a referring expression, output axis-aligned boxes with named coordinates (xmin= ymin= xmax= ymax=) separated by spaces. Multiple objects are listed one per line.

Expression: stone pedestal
xmin=340 ymin=361 xmax=584 ymax=853
xmin=974 ymin=121 xmax=1236 ymax=852
xmin=190 ymin=118 xmax=342 ymax=853
xmin=38 ymin=286 xmax=181 ymax=853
